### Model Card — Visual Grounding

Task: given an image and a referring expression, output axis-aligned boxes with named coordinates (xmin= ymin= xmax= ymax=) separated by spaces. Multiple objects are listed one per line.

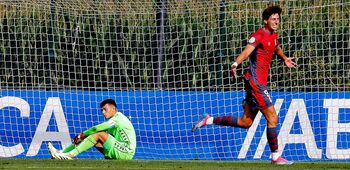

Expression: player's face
xmin=101 ymin=104 xmax=116 ymax=119
xmin=264 ymin=13 xmax=280 ymax=32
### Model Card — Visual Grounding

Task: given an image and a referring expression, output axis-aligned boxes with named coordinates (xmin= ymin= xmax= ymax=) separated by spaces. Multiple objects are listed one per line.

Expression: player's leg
xmin=48 ymin=142 xmax=76 ymax=155
xmin=103 ymin=134 xmax=134 ymax=160
xmin=213 ymin=78 xmax=259 ymax=128
xmin=260 ymin=106 xmax=293 ymax=165
xmin=62 ymin=144 xmax=76 ymax=153
xmin=213 ymin=100 xmax=258 ymax=128
xmin=192 ymin=79 xmax=258 ymax=132
xmin=238 ymin=100 xmax=259 ymax=128
xmin=192 ymin=100 xmax=258 ymax=131
xmin=71 ymin=131 xmax=108 ymax=156
xmin=260 ymin=106 xmax=278 ymax=154
xmin=254 ymin=84 xmax=293 ymax=165
xmin=94 ymin=142 xmax=105 ymax=154
xmin=54 ymin=131 xmax=108 ymax=160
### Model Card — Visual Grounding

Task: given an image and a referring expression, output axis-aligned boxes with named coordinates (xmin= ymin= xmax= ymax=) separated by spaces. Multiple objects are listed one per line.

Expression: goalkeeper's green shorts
xmin=103 ymin=134 xmax=134 ymax=160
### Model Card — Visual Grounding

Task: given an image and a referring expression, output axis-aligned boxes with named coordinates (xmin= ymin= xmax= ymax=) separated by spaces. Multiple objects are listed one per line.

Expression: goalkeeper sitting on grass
xmin=48 ymin=99 xmax=136 ymax=160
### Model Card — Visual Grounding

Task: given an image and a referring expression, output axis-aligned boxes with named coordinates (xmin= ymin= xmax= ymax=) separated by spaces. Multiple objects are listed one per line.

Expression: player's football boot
xmin=55 ymin=152 xmax=75 ymax=160
xmin=192 ymin=114 xmax=211 ymax=132
xmin=48 ymin=142 xmax=60 ymax=159
xmin=271 ymin=156 xmax=294 ymax=165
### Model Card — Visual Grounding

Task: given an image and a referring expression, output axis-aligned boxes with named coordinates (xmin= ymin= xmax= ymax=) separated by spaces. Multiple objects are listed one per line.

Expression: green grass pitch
xmin=1 ymin=159 xmax=349 ymax=170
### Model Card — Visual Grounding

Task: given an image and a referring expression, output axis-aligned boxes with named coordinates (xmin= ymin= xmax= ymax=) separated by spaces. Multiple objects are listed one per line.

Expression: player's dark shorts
xmin=244 ymin=77 xmax=273 ymax=110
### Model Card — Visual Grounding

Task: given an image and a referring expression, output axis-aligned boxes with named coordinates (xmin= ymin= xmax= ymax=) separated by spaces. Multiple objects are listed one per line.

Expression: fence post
xmin=49 ymin=0 xmax=56 ymax=58
xmin=46 ymin=0 xmax=56 ymax=86
xmin=156 ymin=0 xmax=167 ymax=89
xmin=217 ymin=0 xmax=226 ymax=89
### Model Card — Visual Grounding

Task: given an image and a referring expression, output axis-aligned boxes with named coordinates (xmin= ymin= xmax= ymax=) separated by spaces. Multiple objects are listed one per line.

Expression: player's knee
xmin=96 ymin=131 xmax=107 ymax=135
xmin=93 ymin=132 xmax=108 ymax=140
xmin=266 ymin=118 xmax=278 ymax=127
xmin=269 ymin=120 xmax=278 ymax=127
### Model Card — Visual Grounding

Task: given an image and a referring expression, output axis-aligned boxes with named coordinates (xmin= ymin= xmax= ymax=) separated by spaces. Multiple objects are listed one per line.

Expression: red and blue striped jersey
xmin=243 ymin=28 xmax=280 ymax=85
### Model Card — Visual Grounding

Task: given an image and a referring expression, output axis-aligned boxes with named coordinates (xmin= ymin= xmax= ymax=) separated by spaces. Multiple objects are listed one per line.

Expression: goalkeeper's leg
xmin=62 ymin=144 xmax=76 ymax=153
xmin=54 ymin=132 xmax=108 ymax=159
xmin=102 ymin=134 xmax=134 ymax=160
xmin=48 ymin=142 xmax=76 ymax=156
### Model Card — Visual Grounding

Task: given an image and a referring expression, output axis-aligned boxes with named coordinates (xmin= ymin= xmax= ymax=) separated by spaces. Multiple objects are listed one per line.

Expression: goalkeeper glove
xmin=73 ymin=132 xmax=85 ymax=145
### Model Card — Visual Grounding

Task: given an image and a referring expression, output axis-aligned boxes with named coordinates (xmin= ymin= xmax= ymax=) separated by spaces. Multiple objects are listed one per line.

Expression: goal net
xmin=0 ymin=0 xmax=349 ymax=161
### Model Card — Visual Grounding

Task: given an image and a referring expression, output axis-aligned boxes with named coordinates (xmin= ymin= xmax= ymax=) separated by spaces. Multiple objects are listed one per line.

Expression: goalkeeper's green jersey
xmin=82 ymin=112 xmax=136 ymax=153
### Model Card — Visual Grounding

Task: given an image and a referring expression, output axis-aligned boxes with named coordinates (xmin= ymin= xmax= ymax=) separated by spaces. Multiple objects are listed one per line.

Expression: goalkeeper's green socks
xmin=62 ymin=144 xmax=75 ymax=153
xmin=70 ymin=135 xmax=97 ymax=156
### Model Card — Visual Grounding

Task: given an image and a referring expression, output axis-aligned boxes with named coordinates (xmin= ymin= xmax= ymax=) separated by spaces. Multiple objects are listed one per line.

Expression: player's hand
xmin=231 ymin=62 xmax=238 ymax=78
xmin=284 ymin=57 xmax=297 ymax=68
xmin=73 ymin=132 xmax=85 ymax=145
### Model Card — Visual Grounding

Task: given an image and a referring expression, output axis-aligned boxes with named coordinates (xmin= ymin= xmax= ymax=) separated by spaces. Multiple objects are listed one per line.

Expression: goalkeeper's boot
xmin=192 ymin=114 xmax=211 ymax=132
xmin=48 ymin=142 xmax=61 ymax=159
xmin=55 ymin=152 xmax=75 ymax=160
xmin=271 ymin=156 xmax=294 ymax=165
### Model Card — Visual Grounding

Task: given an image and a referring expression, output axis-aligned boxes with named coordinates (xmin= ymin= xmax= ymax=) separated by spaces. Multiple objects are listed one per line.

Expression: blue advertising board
xmin=0 ymin=91 xmax=349 ymax=161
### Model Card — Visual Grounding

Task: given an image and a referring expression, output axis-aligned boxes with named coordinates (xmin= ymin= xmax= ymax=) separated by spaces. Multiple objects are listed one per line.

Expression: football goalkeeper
xmin=48 ymin=99 xmax=136 ymax=160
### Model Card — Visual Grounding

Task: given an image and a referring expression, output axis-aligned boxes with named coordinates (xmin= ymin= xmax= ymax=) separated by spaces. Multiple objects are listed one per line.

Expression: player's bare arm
xmin=231 ymin=44 xmax=256 ymax=78
xmin=275 ymin=46 xmax=297 ymax=68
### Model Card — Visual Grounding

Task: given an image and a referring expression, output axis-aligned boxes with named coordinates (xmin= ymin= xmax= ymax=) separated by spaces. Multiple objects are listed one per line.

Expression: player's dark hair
xmin=100 ymin=99 xmax=117 ymax=108
xmin=262 ymin=5 xmax=282 ymax=20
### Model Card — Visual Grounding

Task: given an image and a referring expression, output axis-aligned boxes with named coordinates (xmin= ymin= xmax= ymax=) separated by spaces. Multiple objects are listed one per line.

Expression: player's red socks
xmin=214 ymin=116 xmax=239 ymax=127
xmin=267 ymin=127 xmax=278 ymax=152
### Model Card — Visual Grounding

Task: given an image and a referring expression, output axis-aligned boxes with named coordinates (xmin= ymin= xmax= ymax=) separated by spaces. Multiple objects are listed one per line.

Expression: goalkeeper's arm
xmin=74 ymin=120 xmax=114 ymax=145
xmin=83 ymin=122 xmax=111 ymax=136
